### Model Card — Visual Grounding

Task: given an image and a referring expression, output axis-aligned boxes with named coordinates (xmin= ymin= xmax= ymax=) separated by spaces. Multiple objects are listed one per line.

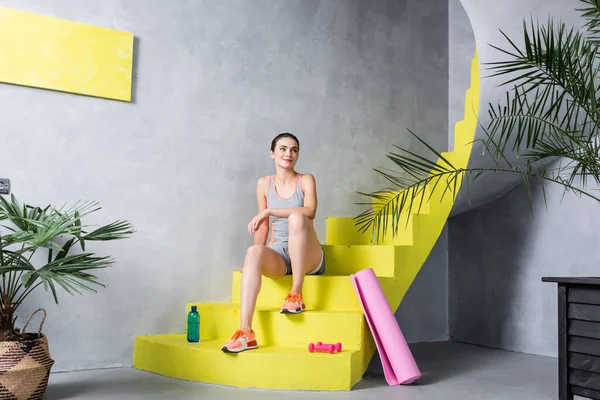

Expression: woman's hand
xmin=248 ymin=209 xmax=270 ymax=234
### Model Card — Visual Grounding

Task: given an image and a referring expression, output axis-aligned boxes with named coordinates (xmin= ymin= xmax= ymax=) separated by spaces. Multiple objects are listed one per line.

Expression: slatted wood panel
xmin=569 ymin=337 xmax=600 ymax=357
xmin=570 ymin=370 xmax=600 ymax=392
xmin=570 ymin=353 xmax=600 ymax=374
xmin=570 ymin=287 xmax=600 ymax=306
xmin=569 ymin=320 xmax=600 ymax=340
xmin=573 ymin=386 xmax=600 ymax=400
xmin=568 ymin=303 xmax=600 ymax=323
xmin=543 ymin=278 xmax=600 ymax=399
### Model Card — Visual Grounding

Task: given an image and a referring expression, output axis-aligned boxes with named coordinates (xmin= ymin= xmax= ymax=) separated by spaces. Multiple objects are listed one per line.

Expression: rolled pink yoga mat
xmin=351 ymin=268 xmax=421 ymax=386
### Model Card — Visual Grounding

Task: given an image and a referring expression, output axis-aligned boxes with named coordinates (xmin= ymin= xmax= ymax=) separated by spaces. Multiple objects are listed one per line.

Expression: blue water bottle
xmin=187 ymin=305 xmax=200 ymax=342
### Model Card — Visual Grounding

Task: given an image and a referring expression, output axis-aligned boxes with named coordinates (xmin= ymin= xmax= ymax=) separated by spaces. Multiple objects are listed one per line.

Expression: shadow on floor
xmin=357 ymin=341 xmax=510 ymax=390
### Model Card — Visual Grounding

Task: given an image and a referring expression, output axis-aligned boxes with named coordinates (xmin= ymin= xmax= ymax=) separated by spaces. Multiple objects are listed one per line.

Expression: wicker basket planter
xmin=0 ymin=309 xmax=54 ymax=400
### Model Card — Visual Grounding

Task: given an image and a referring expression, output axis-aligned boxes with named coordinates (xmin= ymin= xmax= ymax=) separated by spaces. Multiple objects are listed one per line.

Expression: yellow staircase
xmin=132 ymin=50 xmax=480 ymax=391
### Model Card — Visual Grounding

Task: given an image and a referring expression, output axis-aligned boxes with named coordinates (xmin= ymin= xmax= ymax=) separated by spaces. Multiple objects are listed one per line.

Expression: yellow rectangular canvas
xmin=0 ymin=7 xmax=134 ymax=101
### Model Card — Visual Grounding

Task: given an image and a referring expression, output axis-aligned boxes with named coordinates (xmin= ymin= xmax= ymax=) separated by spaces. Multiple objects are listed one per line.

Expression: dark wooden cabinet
xmin=543 ymin=277 xmax=600 ymax=400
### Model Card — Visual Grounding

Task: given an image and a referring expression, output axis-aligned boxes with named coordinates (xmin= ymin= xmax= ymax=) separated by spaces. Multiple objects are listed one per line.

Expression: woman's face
xmin=271 ymin=137 xmax=299 ymax=169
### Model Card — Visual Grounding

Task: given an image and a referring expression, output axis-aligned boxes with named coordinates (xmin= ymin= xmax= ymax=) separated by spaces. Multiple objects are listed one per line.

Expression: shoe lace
xmin=230 ymin=329 xmax=248 ymax=341
xmin=285 ymin=292 xmax=302 ymax=304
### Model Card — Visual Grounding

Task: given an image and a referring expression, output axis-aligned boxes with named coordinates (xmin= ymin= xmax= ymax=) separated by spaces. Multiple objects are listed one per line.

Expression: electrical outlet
xmin=0 ymin=178 xmax=10 ymax=195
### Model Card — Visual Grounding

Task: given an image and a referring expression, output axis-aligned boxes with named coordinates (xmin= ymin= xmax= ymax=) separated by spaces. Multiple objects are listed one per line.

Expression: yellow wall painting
xmin=0 ymin=7 xmax=134 ymax=102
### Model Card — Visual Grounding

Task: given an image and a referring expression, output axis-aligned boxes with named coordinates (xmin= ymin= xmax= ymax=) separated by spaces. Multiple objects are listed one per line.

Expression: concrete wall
xmin=0 ymin=0 xmax=449 ymax=371
xmin=448 ymin=0 xmax=475 ymax=151
xmin=396 ymin=227 xmax=449 ymax=342
xmin=449 ymin=0 xmax=597 ymax=357
xmin=449 ymin=177 xmax=600 ymax=357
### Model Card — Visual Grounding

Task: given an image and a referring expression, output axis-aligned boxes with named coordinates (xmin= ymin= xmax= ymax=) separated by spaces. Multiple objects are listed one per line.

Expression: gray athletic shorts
xmin=268 ymin=243 xmax=326 ymax=276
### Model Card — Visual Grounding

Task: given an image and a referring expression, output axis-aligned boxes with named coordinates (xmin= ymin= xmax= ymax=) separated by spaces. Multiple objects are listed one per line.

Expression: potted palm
xmin=0 ymin=193 xmax=133 ymax=399
xmin=354 ymin=1 xmax=600 ymax=399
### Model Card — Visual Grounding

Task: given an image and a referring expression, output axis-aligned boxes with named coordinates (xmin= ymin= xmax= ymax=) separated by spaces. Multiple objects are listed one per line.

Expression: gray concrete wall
xmin=396 ymin=227 xmax=449 ymax=342
xmin=449 ymin=176 xmax=600 ymax=357
xmin=448 ymin=0 xmax=475 ymax=151
xmin=449 ymin=0 xmax=599 ymax=356
xmin=0 ymin=0 xmax=449 ymax=371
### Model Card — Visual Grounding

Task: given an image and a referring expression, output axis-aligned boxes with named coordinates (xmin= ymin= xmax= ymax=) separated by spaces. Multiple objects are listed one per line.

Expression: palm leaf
xmin=83 ymin=220 xmax=135 ymax=241
xmin=20 ymin=252 xmax=111 ymax=303
xmin=354 ymin=130 xmax=458 ymax=243
xmin=484 ymin=18 xmax=600 ymax=159
xmin=356 ymin=125 xmax=600 ymax=243
xmin=0 ymin=195 xmax=29 ymax=231
xmin=578 ymin=0 xmax=600 ymax=46
xmin=0 ymin=194 xmax=133 ymax=318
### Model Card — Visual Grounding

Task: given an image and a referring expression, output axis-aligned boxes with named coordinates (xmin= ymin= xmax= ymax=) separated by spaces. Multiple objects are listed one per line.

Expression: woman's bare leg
xmin=240 ymin=244 xmax=287 ymax=330
xmin=287 ymin=212 xmax=323 ymax=295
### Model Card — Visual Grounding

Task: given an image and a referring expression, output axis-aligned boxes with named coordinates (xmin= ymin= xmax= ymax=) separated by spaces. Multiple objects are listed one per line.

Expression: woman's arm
xmin=254 ymin=176 xmax=270 ymax=245
xmin=266 ymin=174 xmax=317 ymax=219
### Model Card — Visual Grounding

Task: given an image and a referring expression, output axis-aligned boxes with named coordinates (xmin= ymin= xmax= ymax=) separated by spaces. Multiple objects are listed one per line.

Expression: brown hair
xmin=270 ymin=132 xmax=299 ymax=151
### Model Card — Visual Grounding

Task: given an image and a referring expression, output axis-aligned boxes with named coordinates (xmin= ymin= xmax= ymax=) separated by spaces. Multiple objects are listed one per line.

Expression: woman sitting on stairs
xmin=221 ymin=132 xmax=326 ymax=353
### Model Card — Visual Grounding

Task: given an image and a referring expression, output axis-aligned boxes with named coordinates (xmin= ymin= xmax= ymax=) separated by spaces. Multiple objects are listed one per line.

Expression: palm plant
xmin=0 ymin=194 xmax=133 ymax=341
xmin=355 ymin=0 xmax=600 ymax=243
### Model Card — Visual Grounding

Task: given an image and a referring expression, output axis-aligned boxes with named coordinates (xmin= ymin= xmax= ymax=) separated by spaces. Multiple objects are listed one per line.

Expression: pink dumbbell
xmin=308 ymin=341 xmax=342 ymax=354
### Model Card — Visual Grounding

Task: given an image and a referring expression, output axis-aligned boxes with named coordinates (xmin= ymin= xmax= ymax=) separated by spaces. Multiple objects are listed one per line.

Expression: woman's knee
xmin=244 ymin=245 xmax=266 ymax=270
xmin=288 ymin=212 xmax=308 ymax=233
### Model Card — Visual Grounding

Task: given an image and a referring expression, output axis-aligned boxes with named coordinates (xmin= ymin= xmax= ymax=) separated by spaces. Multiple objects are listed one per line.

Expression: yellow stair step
xmin=133 ymin=335 xmax=364 ymax=391
xmin=325 ymin=216 xmax=413 ymax=246
xmin=453 ymin=120 xmax=476 ymax=155
xmin=184 ymin=302 xmax=366 ymax=348
xmin=231 ymin=271 xmax=393 ymax=311
xmin=322 ymin=244 xmax=400 ymax=277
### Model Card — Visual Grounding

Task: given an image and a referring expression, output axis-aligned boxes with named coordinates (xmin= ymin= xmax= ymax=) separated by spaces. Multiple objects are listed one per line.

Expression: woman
xmin=221 ymin=132 xmax=325 ymax=353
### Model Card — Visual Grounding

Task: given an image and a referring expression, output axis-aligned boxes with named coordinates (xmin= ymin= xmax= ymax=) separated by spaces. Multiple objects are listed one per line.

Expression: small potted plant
xmin=0 ymin=193 xmax=133 ymax=400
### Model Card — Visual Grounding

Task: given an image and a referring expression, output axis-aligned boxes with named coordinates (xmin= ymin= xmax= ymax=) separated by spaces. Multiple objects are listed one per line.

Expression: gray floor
xmin=44 ymin=342 xmax=561 ymax=400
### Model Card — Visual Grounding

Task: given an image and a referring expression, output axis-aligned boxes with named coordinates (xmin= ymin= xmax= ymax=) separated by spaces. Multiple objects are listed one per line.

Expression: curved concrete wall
xmin=451 ymin=0 xmax=583 ymax=215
